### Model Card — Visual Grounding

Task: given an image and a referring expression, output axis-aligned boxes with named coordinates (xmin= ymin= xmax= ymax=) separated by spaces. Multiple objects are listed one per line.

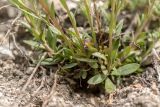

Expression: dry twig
xmin=152 ymin=49 xmax=160 ymax=82
xmin=22 ymin=52 xmax=47 ymax=91
xmin=32 ymin=70 xmax=45 ymax=96
xmin=11 ymin=33 xmax=30 ymax=61
xmin=0 ymin=4 xmax=11 ymax=10
xmin=0 ymin=11 xmax=21 ymax=45
xmin=24 ymin=70 xmax=46 ymax=107
xmin=42 ymin=68 xmax=59 ymax=107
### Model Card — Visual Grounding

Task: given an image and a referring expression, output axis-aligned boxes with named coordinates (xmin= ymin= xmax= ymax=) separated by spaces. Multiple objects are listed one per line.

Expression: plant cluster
xmin=10 ymin=0 xmax=160 ymax=93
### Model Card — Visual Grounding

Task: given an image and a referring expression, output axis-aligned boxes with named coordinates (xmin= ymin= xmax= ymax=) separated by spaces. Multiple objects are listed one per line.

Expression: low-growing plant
xmin=10 ymin=0 xmax=160 ymax=93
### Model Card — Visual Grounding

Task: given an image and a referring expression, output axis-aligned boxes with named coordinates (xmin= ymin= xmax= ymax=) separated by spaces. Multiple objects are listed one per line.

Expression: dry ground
xmin=0 ymin=0 xmax=160 ymax=107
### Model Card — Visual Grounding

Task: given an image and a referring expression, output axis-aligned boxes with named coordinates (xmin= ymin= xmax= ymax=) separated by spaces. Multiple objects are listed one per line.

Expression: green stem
xmin=39 ymin=0 xmax=74 ymax=51
xmin=108 ymin=0 xmax=116 ymax=72
xmin=131 ymin=0 xmax=156 ymax=45
xmin=62 ymin=2 xmax=84 ymax=51
xmin=84 ymin=0 xmax=97 ymax=46
xmin=109 ymin=0 xmax=116 ymax=50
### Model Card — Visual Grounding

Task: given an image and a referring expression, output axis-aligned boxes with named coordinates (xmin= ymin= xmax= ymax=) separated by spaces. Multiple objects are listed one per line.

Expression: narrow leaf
xmin=75 ymin=57 xmax=97 ymax=63
xmin=105 ymin=78 xmax=116 ymax=93
xmin=111 ymin=63 xmax=140 ymax=76
xmin=118 ymin=46 xmax=131 ymax=58
xmin=40 ymin=58 xmax=56 ymax=65
xmin=63 ymin=63 xmax=78 ymax=69
xmin=92 ymin=52 xmax=107 ymax=61
xmin=89 ymin=62 xmax=99 ymax=69
xmin=88 ymin=74 xmax=106 ymax=85
xmin=116 ymin=19 xmax=124 ymax=36
xmin=47 ymin=28 xmax=57 ymax=51
xmin=60 ymin=0 xmax=67 ymax=9
xmin=23 ymin=40 xmax=44 ymax=48
xmin=50 ymin=2 xmax=56 ymax=18
xmin=82 ymin=71 xmax=87 ymax=79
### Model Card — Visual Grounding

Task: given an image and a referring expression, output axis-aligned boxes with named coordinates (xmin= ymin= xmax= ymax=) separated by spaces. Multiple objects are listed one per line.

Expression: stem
xmin=43 ymin=42 xmax=55 ymax=54
xmin=93 ymin=0 xmax=103 ymax=46
xmin=109 ymin=0 xmax=116 ymax=51
xmin=93 ymin=1 xmax=101 ymax=33
xmin=133 ymin=0 xmax=156 ymax=42
xmin=108 ymin=0 xmax=116 ymax=72
xmin=61 ymin=1 xmax=84 ymax=51
xmin=84 ymin=0 xmax=97 ymax=46
xmin=38 ymin=0 xmax=74 ymax=51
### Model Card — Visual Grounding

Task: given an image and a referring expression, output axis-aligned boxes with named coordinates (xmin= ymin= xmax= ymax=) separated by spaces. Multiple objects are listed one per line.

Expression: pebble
xmin=0 ymin=45 xmax=15 ymax=60
xmin=7 ymin=7 xmax=17 ymax=18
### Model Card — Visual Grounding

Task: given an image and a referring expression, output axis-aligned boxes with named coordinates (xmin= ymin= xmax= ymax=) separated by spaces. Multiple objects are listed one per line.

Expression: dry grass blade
xmin=152 ymin=49 xmax=160 ymax=82
xmin=152 ymin=49 xmax=160 ymax=61
xmin=22 ymin=52 xmax=47 ymax=91
xmin=0 ymin=4 xmax=11 ymax=10
xmin=42 ymin=68 xmax=59 ymax=107
xmin=0 ymin=12 xmax=21 ymax=45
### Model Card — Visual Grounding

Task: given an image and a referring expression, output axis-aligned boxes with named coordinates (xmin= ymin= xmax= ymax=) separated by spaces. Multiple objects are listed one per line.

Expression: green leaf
xmin=89 ymin=62 xmax=99 ymax=69
xmin=74 ymin=70 xmax=88 ymax=79
xmin=82 ymin=71 xmax=87 ymax=79
xmin=40 ymin=58 xmax=56 ymax=65
xmin=87 ymin=45 xmax=98 ymax=53
xmin=20 ymin=21 xmax=31 ymax=30
xmin=105 ymin=78 xmax=116 ymax=93
xmin=102 ymin=69 xmax=108 ymax=76
xmin=83 ymin=0 xmax=96 ymax=43
xmin=41 ymin=29 xmax=46 ymax=42
xmin=10 ymin=0 xmax=40 ymax=19
xmin=60 ymin=0 xmax=83 ymax=47
xmin=70 ymin=12 xmax=77 ymax=27
xmin=118 ymin=46 xmax=131 ymax=58
xmin=101 ymin=65 xmax=106 ymax=70
xmin=23 ymin=40 xmax=44 ymax=49
xmin=116 ymin=19 xmax=124 ymax=36
xmin=50 ymin=2 xmax=56 ymax=19
xmin=100 ymin=65 xmax=108 ymax=75
xmin=88 ymin=74 xmax=106 ymax=85
xmin=92 ymin=52 xmax=107 ymax=61
xmin=60 ymin=0 xmax=76 ymax=28
xmin=49 ymin=25 xmax=62 ymax=35
xmin=63 ymin=48 xmax=73 ymax=58
xmin=75 ymin=57 xmax=97 ymax=63
xmin=111 ymin=50 xmax=118 ymax=63
xmin=47 ymin=28 xmax=57 ymax=51
xmin=63 ymin=63 xmax=78 ymax=69
xmin=111 ymin=63 xmax=140 ymax=76
xmin=60 ymin=0 xmax=68 ymax=9
xmin=136 ymin=32 xmax=146 ymax=43
xmin=113 ymin=39 xmax=120 ymax=50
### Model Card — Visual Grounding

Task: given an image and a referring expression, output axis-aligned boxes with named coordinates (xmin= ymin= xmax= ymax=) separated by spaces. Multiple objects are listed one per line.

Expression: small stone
xmin=0 ymin=46 xmax=15 ymax=60
xmin=7 ymin=7 xmax=17 ymax=18
xmin=0 ymin=92 xmax=3 ymax=97
xmin=0 ymin=75 xmax=3 ymax=79
xmin=25 ymin=67 xmax=34 ymax=75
